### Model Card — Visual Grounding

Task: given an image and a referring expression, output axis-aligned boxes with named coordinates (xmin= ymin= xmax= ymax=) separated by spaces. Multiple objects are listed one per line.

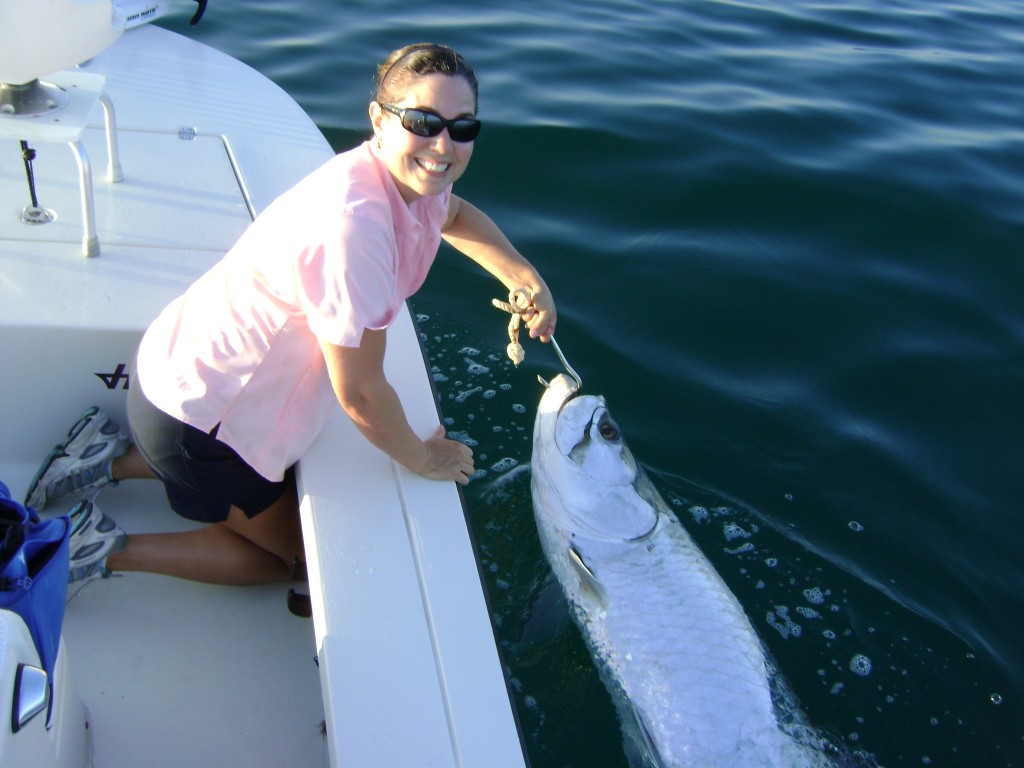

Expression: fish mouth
xmin=538 ymin=373 xmax=580 ymax=413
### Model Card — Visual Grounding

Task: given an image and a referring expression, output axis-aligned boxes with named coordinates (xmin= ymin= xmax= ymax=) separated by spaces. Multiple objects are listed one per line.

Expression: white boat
xmin=0 ymin=3 xmax=527 ymax=766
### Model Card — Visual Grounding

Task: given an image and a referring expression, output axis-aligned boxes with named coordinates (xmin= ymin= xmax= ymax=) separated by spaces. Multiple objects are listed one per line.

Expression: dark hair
xmin=375 ymin=43 xmax=479 ymax=113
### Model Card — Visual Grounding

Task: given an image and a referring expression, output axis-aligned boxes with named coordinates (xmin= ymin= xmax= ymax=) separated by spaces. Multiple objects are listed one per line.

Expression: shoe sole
xmin=24 ymin=407 xmax=124 ymax=510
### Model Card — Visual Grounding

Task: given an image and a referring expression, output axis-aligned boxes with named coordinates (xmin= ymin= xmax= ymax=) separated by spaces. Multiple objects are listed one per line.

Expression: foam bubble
xmin=499 ymin=383 xmax=512 ymax=391
xmin=766 ymin=606 xmax=802 ymax=639
xmin=459 ymin=347 xmax=480 ymax=356
xmin=465 ymin=358 xmax=490 ymax=375
xmin=723 ymin=522 xmax=751 ymax=541
xmin=491 ymin=457 xmax=519 ymax=472
xmin=454 ymin=386 xmax=482 ymax=403
xmin=446 ymin=431 xmax=478 ymax=447
xmin=848 ymin=520 xmax=864 ymax=532
xmin=849 ymin=654 xmax=872 ymax=676
xmin=512 ymin=403 xmax=527 ymax=413
xmin=483 ymin=389 xmax=497 ymax=399
xmin=724 ymin=542 xmax=755 ymax=555
xmin=802 ymin=586 xmax=825 ymax=604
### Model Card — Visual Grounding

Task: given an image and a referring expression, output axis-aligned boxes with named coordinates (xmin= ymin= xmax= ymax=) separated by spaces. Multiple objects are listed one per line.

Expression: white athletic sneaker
xmin=66 ymin=499 xmax=126 ymax=585
xmin=24 ymin=407 xmax=129 ymax=511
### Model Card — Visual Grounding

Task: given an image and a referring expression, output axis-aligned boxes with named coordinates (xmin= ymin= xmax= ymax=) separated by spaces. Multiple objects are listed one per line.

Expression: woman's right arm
xmin=319 ymin=329 xmax=475 ymax=484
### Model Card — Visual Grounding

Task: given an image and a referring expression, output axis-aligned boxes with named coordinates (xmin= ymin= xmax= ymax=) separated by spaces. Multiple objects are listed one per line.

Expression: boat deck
xmin=1 ymin=23 xmax=524 ymax=768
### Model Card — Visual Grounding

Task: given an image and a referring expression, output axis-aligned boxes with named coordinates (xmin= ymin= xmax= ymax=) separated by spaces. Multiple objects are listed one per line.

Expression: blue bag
xmin=0 ymin=480 xmax=71 ymax=687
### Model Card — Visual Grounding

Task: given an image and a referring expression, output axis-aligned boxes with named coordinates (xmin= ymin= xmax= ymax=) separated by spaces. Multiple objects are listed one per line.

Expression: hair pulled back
xmin=375 ymin=43 xmax=479 ymax=113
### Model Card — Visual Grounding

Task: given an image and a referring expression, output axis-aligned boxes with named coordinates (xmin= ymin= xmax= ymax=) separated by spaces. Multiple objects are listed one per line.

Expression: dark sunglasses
xmin=378 ymin=102 xmax=481 ymax=143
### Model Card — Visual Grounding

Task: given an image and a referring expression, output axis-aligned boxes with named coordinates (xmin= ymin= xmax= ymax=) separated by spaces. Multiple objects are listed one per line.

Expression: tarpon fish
xmin=531 ymin=374 xmax=829 ymax=768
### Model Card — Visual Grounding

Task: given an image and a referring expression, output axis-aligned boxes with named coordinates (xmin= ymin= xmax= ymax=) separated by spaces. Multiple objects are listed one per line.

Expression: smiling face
xmin=370 ymin=73 xmax=477 ymax=204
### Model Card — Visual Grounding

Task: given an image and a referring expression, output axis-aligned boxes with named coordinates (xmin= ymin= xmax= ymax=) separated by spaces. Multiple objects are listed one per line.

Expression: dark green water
xmin=161 ymin=2 xmax=1023 ymax=765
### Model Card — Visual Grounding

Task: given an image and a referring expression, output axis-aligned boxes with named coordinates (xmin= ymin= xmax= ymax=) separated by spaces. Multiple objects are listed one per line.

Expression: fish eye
xmin=597 ymin=417 xmax=620 ymax=441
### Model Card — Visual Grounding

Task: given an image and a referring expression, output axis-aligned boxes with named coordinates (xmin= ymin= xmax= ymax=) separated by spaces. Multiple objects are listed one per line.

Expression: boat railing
xmin=0 ymin=0 xmax=178 ymax=257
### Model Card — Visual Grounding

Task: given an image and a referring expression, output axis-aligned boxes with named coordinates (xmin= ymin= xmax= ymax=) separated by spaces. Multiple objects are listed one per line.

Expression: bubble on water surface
xmin=724 ymin=542 xmax=755 ymax=555
xmin=459 ymin=347 xmax=480 ymax=356
xmin=723 ymin=522 xmax=751 ymax=541
xmin=848 ymin=520 xmax=864 ymax=532
xmin=689 ymin=506 xmax=710 ymax=524
xmin=465 ymin=358 xmax=490 ymax=375
xmin=499 ymin=383 xmax=512 ymax=391
xmin=491 ymin=457 xmax=518 ymax=473
xmin=849 ymin=654 xmax=872 ymax=676
xmin=512 ymin=403 xmax=526 ymax=413
xmin=990 ymin=693 xmax=1003 ymax=705
xmin=454 ymin=386 xmax=482 ymax=403
xmin=766 ymin=605 xmax=802 ymax=639
xmin=446 ymin=431 xmax=478 ymax=447
xmin=803 ymin=586 xmax=825 ymax=604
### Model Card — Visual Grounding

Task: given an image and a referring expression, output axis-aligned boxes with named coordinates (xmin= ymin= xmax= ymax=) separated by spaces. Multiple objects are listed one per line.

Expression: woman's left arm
xmin=441 ymin=194 xmax=556 ymax=342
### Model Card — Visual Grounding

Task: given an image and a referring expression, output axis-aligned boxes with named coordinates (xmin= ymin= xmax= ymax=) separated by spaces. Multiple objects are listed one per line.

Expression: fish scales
xmin=531 ymin=374 xmax=829 ymax=768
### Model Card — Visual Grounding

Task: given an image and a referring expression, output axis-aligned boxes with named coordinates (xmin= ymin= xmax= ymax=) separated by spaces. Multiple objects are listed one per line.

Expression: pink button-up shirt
xmin=137 ymin=141 xmax=451 ymax=480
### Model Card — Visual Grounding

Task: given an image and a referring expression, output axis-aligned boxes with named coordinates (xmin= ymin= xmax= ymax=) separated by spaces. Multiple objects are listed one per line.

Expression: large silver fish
xmin=531 ymin=374 xmax=829 ymax=768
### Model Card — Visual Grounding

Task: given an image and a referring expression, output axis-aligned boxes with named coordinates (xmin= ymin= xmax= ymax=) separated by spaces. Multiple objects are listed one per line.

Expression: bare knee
xmin=222 ymin=496 xmax=303 ymax=572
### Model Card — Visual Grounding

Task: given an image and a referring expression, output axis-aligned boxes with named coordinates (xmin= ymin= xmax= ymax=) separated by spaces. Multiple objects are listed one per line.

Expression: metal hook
xmin=550 ymin=336 xmax=582 ymax=390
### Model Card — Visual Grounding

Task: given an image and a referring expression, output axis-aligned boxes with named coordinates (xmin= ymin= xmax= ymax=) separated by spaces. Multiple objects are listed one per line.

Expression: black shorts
xmin=126 ymin=378 xmax=293 ymax=523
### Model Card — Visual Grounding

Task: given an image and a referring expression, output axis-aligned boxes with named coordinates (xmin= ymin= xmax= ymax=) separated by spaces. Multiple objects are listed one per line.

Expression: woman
xmin=24 ymin=43 xmax=555 ymax=587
